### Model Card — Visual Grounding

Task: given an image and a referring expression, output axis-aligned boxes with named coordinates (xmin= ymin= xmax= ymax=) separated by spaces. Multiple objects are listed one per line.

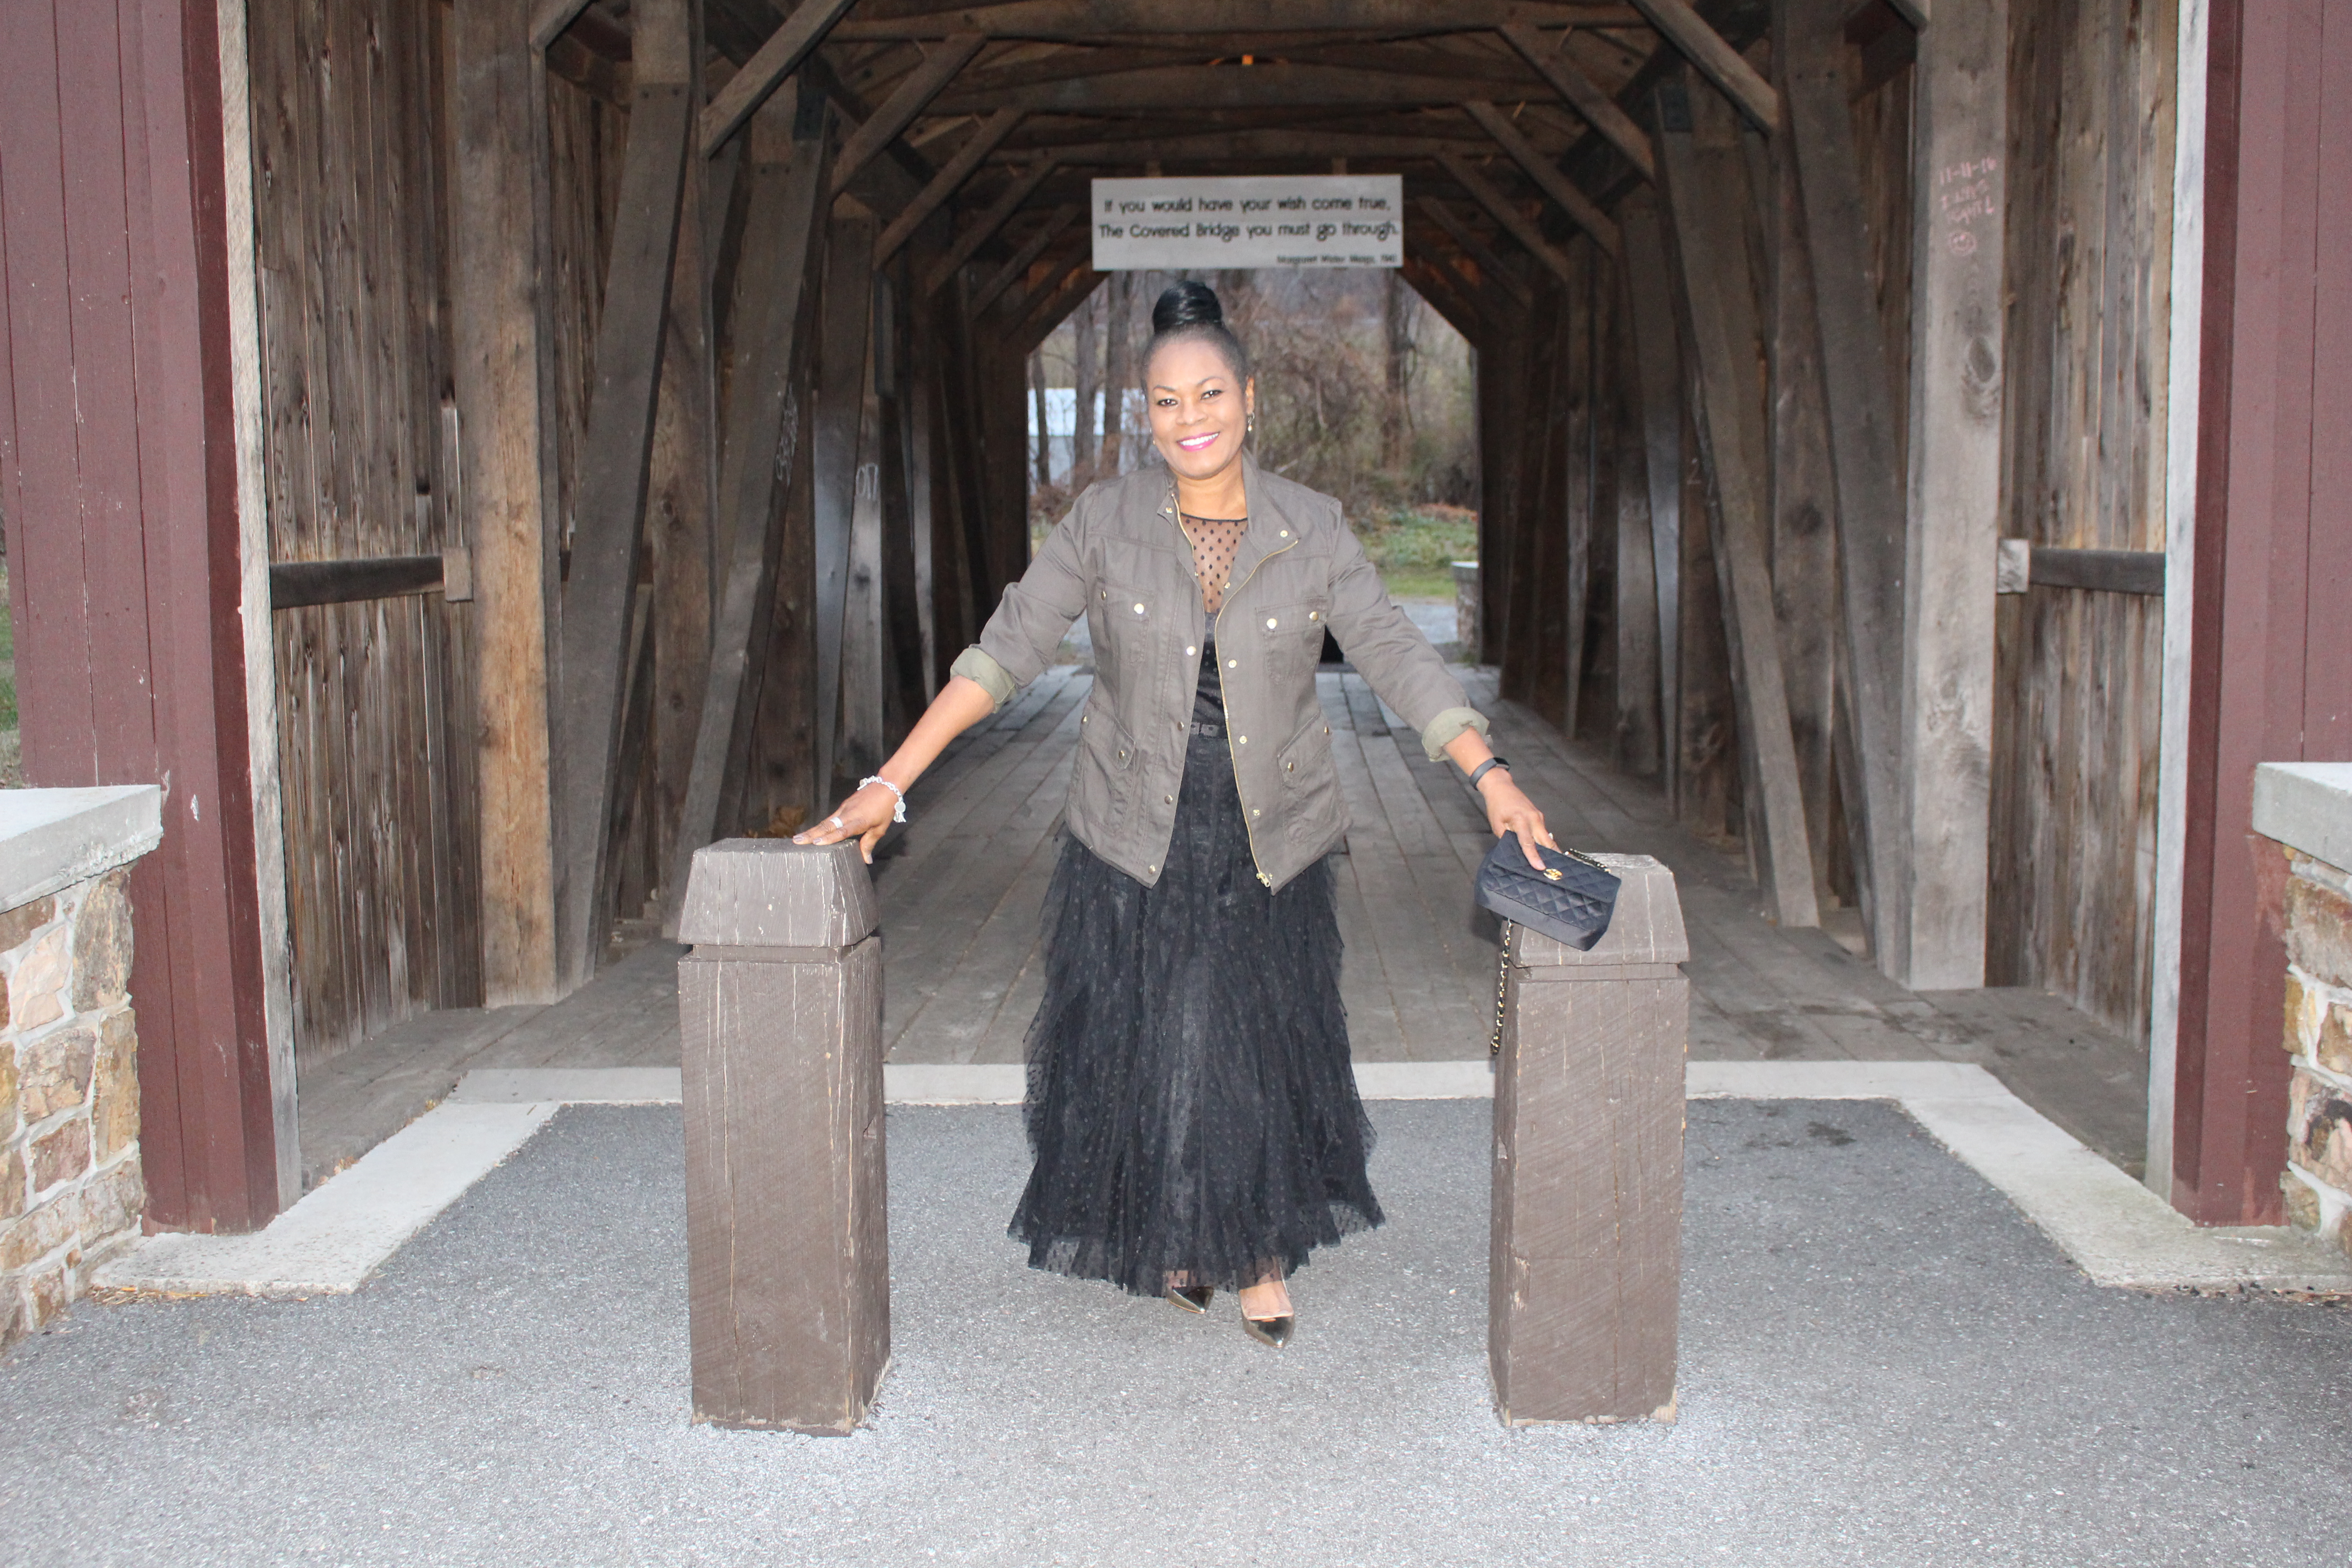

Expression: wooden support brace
xmin=924 ymin=155 xmax=1062 ymax=294
xmin=971 ymin=203 xmax=1079 ymax=312
xmin=667 ymin=89 xmax=833 ymax=931
xmin=1497 ymin=23 xmax=1657 ymax=181
xmin=701 ymin=0 xmax=862 ymax=155
xmin=553 ymin=76 xmax=696 ymax=988
xmin=1437 ymin=152 xmax=1582 ymax=286
xmin=828 ymin=35 xmax=987 ymax=198
xmin=1619 ymin=196 xmax=1684 ymax=813
xmin=1012 ymin=263 xmax=1106 ymax=356
xmin=1656 ymin=93 xmax=1819 ymax=928
xmin=1462 ymin=100 xmax=1622 ymax=254
xmin=1628 ymin=0 xmax=1780 ymax=132
xmin=811 ymin=211 xmax=880 ymax=806
xmin=876 ymin=106 xmax=1025 ymax=264
xmin=1416 ymin=196 xmax=1535 ymax=308
xmin=1781 ymin=0 xmax=1910 ymax=962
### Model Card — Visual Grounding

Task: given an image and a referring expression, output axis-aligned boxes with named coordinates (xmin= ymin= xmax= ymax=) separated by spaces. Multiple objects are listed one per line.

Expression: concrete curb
xmin=94 ymin=1102 xmax=554 ymax=1297
xmin=94 ymin=1061 xmax=2352 ymax=1298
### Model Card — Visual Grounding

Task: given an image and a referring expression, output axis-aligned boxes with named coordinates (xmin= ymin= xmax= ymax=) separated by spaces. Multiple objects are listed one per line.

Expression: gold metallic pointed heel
xmin=1241 ymin=1314 xmax=1294 ymax=1349
xmin=1166 ymin=1284 xmax=1214 ymax=1313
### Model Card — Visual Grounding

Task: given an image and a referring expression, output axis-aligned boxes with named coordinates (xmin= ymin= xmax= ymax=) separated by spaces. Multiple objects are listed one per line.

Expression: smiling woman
xmin=799 ymin=280 xmax=1556 ymax=1350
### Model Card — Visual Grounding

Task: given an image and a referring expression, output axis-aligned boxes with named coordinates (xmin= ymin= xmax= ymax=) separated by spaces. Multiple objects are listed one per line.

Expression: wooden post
xmin=667 ymin=87 xmax=831 ymax=921
xmin=453 ymin=0 xmax=559 ymax=1004
xmin=1657 ymin=81 xmax=1820 ymax=927
xmin=1766 ymin=74 xmax=1847 ymax=910
xmin=678 ymin=839 xmax=888 ymax=1434
xmin=1611 ymin=260 xmax=1664 ymax=776
xmin=1900 ymin=0 xmax=2008 ymax=988
xmin=1619 ymin=196 xmax=1689 ymax=817
xmin=842 ymin=294 xmax=889 ymax=781
xmin=1781 ymin=0 xmax=1911 ymax=963
xmin=553 ymin=0 xmax=696 ymax=986
xmin=811 ymin=208 xmax=879 ymax=804
xmin=1491 ymin=855 xmax=1688 ymax=1426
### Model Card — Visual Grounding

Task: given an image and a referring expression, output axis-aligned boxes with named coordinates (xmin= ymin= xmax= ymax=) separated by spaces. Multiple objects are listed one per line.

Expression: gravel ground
xmin=3 ymin=1098 xmax=2348 ymax=1568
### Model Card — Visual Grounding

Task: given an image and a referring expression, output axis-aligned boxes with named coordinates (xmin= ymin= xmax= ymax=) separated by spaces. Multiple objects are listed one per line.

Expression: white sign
xmin=1089 ymin=176 xmax=1403 ymax=271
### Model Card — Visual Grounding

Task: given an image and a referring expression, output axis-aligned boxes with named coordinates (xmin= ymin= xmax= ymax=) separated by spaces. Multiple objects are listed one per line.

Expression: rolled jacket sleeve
xmin=1418 ymin=705 xmax=1490 ymax=762
xmin=965 ymin=500 xmax=1092 ymax=707
xmin=1319 ymin=512 xmax=1488 ymax=760
xmin=949 ymin=646 xmax=1019 ymax=712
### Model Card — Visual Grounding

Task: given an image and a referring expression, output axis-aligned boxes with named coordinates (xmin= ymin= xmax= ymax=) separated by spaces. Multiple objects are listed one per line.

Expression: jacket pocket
xmin=1252 ymin=600 xmax=1329 ymax=681
xmin=1073 ymin=701 xmax=1139 ymax=830
xmin=1092 ymin=582 xmax=1156 ymax=686
xmin=1274 ymin=709 xmax=1343 ymax=843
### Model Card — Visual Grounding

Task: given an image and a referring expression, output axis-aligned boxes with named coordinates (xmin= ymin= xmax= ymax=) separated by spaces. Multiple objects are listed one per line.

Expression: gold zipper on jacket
xmin=1205 ymin=494 xmax=1297 ymax=889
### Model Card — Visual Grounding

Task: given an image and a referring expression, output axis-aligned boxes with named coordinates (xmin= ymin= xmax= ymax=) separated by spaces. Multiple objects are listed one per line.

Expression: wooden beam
xmin=935 ymin=62 xmax=1594 ymax=117
xmin=1619 ymin=193 xmax=1684 ymax=812
xmin=829 ymin=34 xmax=986 ymax=196
xmin=876 ymin=105 xmax=1024 ymax=263
xmin=553 ymin=54 xmax=696 ymax=988
xmin=1629 ymin=0 xmax=1779 ymax=132
xmin=1436 ymin=151 xmax=1579 ymax=285
xmin=1896 ymin=0 xmax=2007 ymax=988
xmin=1462 ymin=100 xmax=1622 ymax=252
xmin=453 ymin=0 xmax=559 ymax=1004
xmin=1014 ymin=264 xmax=1107 ymax=357
xmin=1415 ymin=196 xmax=1535 ymax=308
xmin=997 ymin=127 xmax=1493 ymax=163
xmin=833 ymin=1 xmax=1645 ymax=40
xmin=1609 ymin=258 xmax=1663 ymax=775
xmin=841 ymin=304 xmax=889 ymax=781
xmin=700 ymin=0 xmax=862 ymax=155
xmin=1497 ymin=22 xmax=1656 ymax=181
xmin=268 ymin=557 xmax=446 ymax=609
xmin=811 ymin=211 xmax=880 ymax=804
xmin=668 ymin=90 xmax=833 ymax=930
xmin=1780 ymin=0 xmax=1908 ymax=963
xmin=971 ymin=203 xmax=1079 ymax=311
xmin=1656 ymin=84 xmax=1818 ymax=927
xmin=925 ymin=154 xmax=1061 ymax=293
xmin=1765 ymin=97 xmax=1845 ymax=910
xmin=1399 ymin=254 xmax=1487 ymax=343
xmin=2028 ymin=547 xmax=2166 ymax=595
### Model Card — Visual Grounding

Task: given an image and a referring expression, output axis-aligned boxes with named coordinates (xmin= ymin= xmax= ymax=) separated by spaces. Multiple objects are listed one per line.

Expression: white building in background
xmin=1029 ymin=387 xmax=1149 ymax=485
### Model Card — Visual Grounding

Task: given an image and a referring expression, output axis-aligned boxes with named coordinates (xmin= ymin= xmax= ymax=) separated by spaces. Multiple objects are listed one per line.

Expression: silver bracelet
xmin=860 ymin=775 xmax=907 ymax=824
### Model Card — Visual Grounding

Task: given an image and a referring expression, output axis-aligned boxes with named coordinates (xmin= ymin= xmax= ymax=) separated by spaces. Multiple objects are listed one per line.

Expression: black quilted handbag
xmin=1475 ymin=831 xmax=1621 ymax=950
xmin=1476 ymin=833 xmax=1622 ymax=1054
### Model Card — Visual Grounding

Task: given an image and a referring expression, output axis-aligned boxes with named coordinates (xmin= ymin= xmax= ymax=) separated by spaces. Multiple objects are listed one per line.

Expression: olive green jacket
xmin=950 ymin=452 xmax=1486 ymax=892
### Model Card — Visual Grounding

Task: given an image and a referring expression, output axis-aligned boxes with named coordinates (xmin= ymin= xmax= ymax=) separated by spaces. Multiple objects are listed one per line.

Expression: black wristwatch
xmin=1466 ymin=756 xmax=1512 ymax=789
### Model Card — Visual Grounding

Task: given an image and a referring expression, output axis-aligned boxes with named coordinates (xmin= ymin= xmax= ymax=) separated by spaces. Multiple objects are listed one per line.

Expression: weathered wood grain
xmin=1658 ymin=81 xmax=1819 ymax=928
xmin=680 ymin=838 xmax=887 ymax=1432
xmin=1491 ymin=854 xmax=1686 ymax=1426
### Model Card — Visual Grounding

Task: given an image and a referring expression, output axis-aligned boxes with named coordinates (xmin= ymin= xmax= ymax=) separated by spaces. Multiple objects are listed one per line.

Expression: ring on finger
xmin=829 ymin=815 xmax=843 ymax=828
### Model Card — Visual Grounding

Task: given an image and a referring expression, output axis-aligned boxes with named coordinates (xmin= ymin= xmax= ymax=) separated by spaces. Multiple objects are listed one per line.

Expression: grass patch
xmin=1355 ymin=503 xmax=1477 ymax=600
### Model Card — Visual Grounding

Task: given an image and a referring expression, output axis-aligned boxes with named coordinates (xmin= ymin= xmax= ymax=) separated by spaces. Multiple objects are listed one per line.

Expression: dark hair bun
xmin=1152 ymin=280 xmax=1224 ymax=334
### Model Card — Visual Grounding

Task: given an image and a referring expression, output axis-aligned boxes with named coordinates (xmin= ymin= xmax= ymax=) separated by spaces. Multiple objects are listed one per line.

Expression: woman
xmin=798 ymin=282 xmax=1557 ymax=1346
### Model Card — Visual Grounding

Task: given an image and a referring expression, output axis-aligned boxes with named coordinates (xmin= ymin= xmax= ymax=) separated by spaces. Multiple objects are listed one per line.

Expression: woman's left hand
xmin=1479 ymin=770 xmax=1558 ymax=868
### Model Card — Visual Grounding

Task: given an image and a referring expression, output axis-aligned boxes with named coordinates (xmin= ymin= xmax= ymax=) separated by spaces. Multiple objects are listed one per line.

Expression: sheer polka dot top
xmin=1181 ymin=514 xmax=1248 ymax=616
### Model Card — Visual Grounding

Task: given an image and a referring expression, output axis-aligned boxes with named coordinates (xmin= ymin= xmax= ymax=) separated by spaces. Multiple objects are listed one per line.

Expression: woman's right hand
xmin=792 ymin=780 xmax=901 ymax=864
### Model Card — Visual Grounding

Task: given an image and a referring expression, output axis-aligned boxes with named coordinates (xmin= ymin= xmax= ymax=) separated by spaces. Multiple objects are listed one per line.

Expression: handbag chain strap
xmin=1488 ymin=920 xmax=1515 ymax=1057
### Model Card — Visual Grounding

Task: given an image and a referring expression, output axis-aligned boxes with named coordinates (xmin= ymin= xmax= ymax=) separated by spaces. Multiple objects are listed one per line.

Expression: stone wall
xmin=0 ymin=868 xmax=142 ymax=1349
xmin=2281 ymin=851 xmax=2352 ymax=1257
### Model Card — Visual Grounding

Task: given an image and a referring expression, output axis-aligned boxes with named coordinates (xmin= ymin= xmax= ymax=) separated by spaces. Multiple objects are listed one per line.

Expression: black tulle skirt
xmin=1008 ymin=730 xmax=1382 ymax=1297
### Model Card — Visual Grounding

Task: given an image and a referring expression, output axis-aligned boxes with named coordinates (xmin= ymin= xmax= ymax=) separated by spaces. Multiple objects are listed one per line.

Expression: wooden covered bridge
xmin=0 ymin=0 xmax=2342 ymax=1240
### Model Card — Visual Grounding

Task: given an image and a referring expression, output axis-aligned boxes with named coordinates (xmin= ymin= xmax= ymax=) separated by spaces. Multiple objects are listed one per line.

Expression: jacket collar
xmin=1155 ymin=450 xmax=1301 ymax=611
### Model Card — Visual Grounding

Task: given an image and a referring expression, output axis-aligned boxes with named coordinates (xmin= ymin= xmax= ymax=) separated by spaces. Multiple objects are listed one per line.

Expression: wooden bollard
xmin=677 ymin=839 xmax=888 ymax=1433
xmin=1490 ymin=853 xmax=1687 ymax=1426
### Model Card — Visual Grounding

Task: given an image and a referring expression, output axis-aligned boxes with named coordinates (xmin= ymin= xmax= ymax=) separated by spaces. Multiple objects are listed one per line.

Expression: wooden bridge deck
xmin=295 ymin=659 xmax=2149 ymax=1189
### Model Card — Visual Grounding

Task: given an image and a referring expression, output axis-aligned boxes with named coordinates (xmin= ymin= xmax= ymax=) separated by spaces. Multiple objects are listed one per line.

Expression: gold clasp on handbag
xmin=1542 ymin=867 xmax=1561 ymax=881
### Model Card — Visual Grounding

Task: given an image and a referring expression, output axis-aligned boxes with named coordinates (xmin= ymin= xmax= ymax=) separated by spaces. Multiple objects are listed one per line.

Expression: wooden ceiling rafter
xmin=828 ymin=0 xmax=1648 ymax=42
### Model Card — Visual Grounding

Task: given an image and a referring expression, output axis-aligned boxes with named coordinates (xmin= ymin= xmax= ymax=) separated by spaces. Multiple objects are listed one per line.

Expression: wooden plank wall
xmin=247 ymin=0 xmax=483 ymax=1065
xmin=1989 ymin=0 xmax=2177 ymax=1034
